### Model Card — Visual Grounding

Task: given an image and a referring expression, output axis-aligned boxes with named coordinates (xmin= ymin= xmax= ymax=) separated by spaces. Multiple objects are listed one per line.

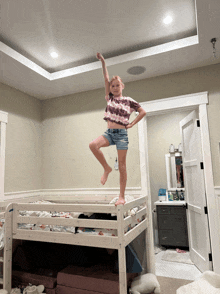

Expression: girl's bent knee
xmin=89 ymin=141 xmax=98 ymax=151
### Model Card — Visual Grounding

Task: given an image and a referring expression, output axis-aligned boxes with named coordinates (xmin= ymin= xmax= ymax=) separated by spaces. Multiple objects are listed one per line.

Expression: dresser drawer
xmin=157 ymin=206 xmax=171 ymax=215
xmin=158 ymin=215 xmax=173 ymax=229
xmin=170 ymin=206 xmax=186 ymax=215
xmin=158 ymin=230 xmax=174 ymax=245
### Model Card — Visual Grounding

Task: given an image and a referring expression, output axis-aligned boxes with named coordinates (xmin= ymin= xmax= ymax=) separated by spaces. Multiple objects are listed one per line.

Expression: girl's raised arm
xmin=97 ymin=53 xmax=110 ymax=99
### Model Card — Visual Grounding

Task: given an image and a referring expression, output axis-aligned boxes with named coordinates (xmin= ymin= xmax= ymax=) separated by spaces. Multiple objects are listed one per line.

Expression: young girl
xmin=89 ymin=53 xmax=146 ymax=206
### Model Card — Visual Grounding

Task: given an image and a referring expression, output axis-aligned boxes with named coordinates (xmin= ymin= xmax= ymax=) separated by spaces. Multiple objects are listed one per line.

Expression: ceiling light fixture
xmin=50 ymin=51 xmax=58 ymax=58
xmin=163 ymin=15 xmax=173 ymax=25
xmin=127 ymin=66 xmax=146 ymax=75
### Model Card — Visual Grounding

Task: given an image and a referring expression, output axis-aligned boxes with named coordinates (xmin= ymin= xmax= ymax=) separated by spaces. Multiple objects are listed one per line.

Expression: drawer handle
xmin=162 ymin=237 xmax=167 ymax=240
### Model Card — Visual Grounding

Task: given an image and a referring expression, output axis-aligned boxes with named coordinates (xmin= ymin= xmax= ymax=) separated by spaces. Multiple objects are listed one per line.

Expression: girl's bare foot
xmin=115 ymin=197 xmax=126 ymax=206
xmin=101 ymin=167 xmax=112 ymax=185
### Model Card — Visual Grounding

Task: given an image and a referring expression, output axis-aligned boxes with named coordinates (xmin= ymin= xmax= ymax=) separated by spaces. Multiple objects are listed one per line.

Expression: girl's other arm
xmin=97 ymin=53 xmax=110 ymax=100
xmin=126 ymin=107 xmax=147 ymax=129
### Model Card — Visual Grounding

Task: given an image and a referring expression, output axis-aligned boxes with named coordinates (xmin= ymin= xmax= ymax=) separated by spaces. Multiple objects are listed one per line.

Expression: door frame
xmin=138 ymin=91 xmax=220 ymax=273
xmin=0 ymin=110 xmax=8 ymax=200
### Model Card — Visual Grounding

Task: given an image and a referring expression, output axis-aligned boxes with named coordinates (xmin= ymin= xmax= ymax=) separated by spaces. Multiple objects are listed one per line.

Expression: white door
xmin=180 ymin=110 xmax=212 ymax=272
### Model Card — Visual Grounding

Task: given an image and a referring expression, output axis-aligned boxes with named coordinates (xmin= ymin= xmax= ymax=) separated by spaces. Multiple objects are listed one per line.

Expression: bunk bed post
xmin=3 ymin=203 xmax=13 ymax=293
xmin=117 ymin=204 xmax=127 ymax=294
xmin=145 ymin=195 xmax=155 ymax=274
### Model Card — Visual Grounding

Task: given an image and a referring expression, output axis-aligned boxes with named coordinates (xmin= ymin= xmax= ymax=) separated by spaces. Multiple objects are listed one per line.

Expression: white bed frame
xmin=2 ymin=194 xmax=148 ymax=294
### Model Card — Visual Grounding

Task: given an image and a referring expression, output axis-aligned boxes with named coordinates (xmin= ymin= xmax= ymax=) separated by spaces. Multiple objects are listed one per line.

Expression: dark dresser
xmin=156 ymin=203 xmax=189 ymax=248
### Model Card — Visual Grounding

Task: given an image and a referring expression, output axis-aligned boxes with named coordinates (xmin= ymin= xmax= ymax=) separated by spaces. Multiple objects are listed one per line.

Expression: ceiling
xmin=0 ymin=0 xmax=219 ymax=100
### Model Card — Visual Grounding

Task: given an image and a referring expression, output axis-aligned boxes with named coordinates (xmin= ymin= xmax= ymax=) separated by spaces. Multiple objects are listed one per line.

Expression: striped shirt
xmin=104 ymin=95 xmax=141 ymax=126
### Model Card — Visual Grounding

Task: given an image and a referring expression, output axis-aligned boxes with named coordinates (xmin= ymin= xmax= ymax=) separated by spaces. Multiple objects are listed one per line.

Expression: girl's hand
xmin=125 ymin=123 xmax=133 ymax=129
xmin=97 ymin=52 xmax=104 ymax=61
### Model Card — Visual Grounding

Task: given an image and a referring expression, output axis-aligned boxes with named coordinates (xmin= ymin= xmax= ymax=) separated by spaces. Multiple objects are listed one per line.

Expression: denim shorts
xmin=102 ymin=129 xmax=129 ymax=150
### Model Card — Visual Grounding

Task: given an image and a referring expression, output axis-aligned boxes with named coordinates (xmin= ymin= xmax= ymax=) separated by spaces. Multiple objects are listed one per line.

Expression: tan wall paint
xmin=41 ymin=89 xmax=141 ymax=189
xmin=0 ymin=83 xmax=42 ymax=193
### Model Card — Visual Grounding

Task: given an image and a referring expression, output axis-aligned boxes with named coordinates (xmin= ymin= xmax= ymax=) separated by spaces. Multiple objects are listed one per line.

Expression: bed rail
xmin=3 ymin=196 xmax=148 ymax=294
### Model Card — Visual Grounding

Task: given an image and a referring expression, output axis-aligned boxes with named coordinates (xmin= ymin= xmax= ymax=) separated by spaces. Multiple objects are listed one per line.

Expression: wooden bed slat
xmin=123 ymin=206 xmax=147 ymax=229
xmin=13 ymin=229 xmax=118 ymax=249
xmin=124 ymin=218 xmax=148 ymax=247
xmin=16 ymin=203 xmax=116 ymax=214
xmin=123 ymin=195 xmax=146 ymax=213
xmin=16 ymin=216 xmax=118 ymax=230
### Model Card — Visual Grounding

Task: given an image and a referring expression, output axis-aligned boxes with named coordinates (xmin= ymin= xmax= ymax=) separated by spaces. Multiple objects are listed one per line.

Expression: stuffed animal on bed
xmin=129 ymin=273 xmax=161 ymax=294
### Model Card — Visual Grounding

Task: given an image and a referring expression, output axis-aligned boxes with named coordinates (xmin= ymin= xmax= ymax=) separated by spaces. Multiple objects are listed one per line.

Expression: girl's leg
xmin=89 ymin=136 xmax=112 ymax=185
xmin=115 ymin=149 xmax=127 ymax=206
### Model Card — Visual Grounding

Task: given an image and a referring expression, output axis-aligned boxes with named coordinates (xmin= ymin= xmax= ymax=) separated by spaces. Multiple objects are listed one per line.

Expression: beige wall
xmin=41 ymin=89 xmax=141 ymax=189
xmin=1 ymin=62 xmax=220 ymax=193
xmin=0 ymin=83 xmax=42 ymax=193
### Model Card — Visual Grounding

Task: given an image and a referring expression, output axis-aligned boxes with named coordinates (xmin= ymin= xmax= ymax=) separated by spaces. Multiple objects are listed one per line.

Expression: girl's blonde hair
xmin=110 ymin=76 xmax=124 ymax=87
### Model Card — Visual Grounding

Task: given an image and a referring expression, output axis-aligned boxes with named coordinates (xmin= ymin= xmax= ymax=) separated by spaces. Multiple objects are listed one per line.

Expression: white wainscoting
xmin=1 ymin=187 xmax=142 ymax=204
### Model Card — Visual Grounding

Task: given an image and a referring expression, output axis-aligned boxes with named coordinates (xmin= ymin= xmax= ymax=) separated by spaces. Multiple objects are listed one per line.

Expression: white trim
xmin=0 ymin=111 xmax=8 ymax=124
xmin=0 ymin=36 xmax=198 ymax=80
xmin=165 ymin=154 xmax=172 ymax=190
xmin=214 ymin=187 xmax=220 ymax=196
xmin=137 ymin=115 xmax=155 ymax=274
xmin=137 ymin=117 xmax=149 ymax=197
xmin=40 ymin=187 xmax=142 ymax=196
xmin=4 ymin=190 xmax=41 ymax=199
xmin=0 ymin=111 xmax=8 ymax=200
xmin=2 ymin=187 xmax=141 ymax=200
xmin=141 ymin=92 xmax=208 ymax=116
xmin=199 ymin=104 xmax=220 ymax=273
xmin=138 ymin=92 xmax=220 ymax=274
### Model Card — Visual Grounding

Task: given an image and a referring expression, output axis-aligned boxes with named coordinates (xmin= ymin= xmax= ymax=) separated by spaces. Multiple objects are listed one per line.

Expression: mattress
xmin=12 ymin=270 xmax=57 ymax=294
xmin=55 ymin=285 xmax=108 ymax=294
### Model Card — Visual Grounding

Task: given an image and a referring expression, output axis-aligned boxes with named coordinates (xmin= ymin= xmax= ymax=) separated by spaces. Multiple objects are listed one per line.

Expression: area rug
xmin=157 ymin=276 xmax=192 ymax=294
xmin=177 ymin=271 xmax=220 ymax=294
xmin=161 ymin=249 xmax=194 ymax=265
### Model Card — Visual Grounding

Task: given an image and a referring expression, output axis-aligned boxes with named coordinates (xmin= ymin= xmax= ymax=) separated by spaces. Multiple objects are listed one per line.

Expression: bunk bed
xmin=2 ymin=195 xmax=148 ymax=294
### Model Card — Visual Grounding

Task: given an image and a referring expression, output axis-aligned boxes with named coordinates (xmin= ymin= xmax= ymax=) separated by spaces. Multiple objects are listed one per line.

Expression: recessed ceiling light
xmin=163 ymin=15 xmax=173 ymax=25
xmin=50 ymin=52 xmax=58 ymax=58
